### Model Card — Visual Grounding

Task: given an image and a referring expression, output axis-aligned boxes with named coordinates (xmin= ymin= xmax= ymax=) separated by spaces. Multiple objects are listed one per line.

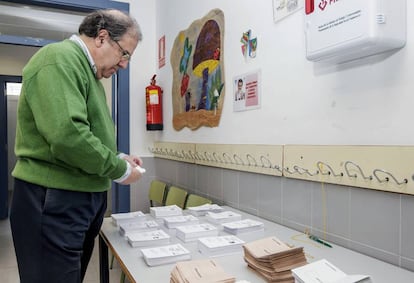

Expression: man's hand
xmin=121 ymin=166 xmax=142 ymax=185
xmin=122 ymin=154 xmax=143 ymax=167
xmin=119 ymin=154 xmax=145 ymax=184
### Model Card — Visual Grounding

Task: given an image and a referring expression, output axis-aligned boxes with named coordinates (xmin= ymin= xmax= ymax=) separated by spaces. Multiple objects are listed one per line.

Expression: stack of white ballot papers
xmin=291 ymin=259 xmax=370 ymax=283
xmin=186 ymin=204 xmax=224 ymax=216
xmin=198 ymin=235 xmax=245 ymax=257
xmin=175 ymin=223 xmax=219 ymax=242
xmin=127 ymin=229 xmax=170 ymax=248
xmin=163 ymin=215 xmax=199 ymax=229
xmin=111 ymin=211 xmax=146 ymax=226
xmin=222 ymin=219 xmax=264 ymax=234
xmin=150 ymin=204 xmax=183 ymax=218
xmin=171 ymin=259 xmax=236 ymax=283
xmin=141 ymin=243 xmax=191 ymax=266
xmin=205 ymin=211 xmax=242 ymax=224
xmin=119 ymin=220 xmax=159 ymax=237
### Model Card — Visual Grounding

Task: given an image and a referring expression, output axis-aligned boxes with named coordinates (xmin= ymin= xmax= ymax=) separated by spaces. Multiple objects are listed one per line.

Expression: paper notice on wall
xmin=233 ymin=70 xmax=261 ymax=112
xmin=273 ymin=0 xmax=303 ymax=23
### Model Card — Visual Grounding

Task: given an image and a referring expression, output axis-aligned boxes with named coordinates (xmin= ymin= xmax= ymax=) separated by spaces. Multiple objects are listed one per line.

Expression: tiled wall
xmin=131 ymin=157 xmax=414 ymax=272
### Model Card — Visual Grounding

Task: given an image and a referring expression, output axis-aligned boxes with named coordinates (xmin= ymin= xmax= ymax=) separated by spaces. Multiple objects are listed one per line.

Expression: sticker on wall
xmin=241 ymin=29 xmax=257 ymax=59
xmin=170 ymin=9 xmax=225 ymax=131
xmin=273 ymin=0 xmax=303 ymax=23
xmin=158 ymin=35 xmax=166 ymax=69
xmin=233 ymin=70 xmax=261 ymax=112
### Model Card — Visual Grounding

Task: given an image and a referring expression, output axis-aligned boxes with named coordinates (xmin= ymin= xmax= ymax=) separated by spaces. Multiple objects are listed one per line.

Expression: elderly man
xmin=10 ymin=9 xmax=143 ymax=283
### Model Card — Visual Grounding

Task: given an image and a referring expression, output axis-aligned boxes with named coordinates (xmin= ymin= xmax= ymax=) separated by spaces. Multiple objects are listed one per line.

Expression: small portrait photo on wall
xmin=233 ymin=70 xmax=261 ymax=112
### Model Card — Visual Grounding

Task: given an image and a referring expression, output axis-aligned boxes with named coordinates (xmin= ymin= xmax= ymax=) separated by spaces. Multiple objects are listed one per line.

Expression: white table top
xmin=100 ymin=206 xmax=414 ymax=283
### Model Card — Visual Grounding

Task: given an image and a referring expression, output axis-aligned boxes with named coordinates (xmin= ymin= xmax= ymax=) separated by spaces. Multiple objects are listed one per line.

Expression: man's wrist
xmin=114 ymin=160 xmax=131 ymax=183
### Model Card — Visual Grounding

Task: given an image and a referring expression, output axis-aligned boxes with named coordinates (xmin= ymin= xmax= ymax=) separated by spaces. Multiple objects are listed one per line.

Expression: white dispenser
xmin=304 ymin=0 xmax=406 ymax=63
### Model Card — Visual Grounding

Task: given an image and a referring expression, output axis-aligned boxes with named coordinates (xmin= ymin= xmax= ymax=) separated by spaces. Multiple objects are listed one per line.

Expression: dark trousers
xmin=10 ymin=178 xmax=107 ymax=283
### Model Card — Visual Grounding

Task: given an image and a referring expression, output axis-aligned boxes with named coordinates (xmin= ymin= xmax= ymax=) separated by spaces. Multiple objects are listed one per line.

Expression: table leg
xmin=99 ymin=234 xmax=109 ymax=283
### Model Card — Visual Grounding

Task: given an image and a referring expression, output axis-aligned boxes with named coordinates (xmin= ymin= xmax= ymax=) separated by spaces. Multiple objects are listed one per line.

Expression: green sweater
xmin=12 ymin=39 xmax=126 ymax=192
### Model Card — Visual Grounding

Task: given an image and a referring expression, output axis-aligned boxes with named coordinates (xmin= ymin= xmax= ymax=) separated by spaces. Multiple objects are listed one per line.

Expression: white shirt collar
xmin=69 ymin=34 xmax=97 ymax=76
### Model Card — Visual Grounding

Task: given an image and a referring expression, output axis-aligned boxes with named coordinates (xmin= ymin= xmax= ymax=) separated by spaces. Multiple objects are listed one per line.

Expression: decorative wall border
xmin=149 ymin=142 xmax=283 ymax=176
xmin=283 ymin=145 xmax=413 ymax=195
xmin=150 ymin=142 xmax=414 ymax=195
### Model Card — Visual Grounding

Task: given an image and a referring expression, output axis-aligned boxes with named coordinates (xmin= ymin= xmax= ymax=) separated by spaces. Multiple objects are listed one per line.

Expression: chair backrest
xmin=148 ymin=180 xmax=167 ymax=207
xmin=164 ymin=186 xmax=188 ymax=209
xmin=184 ymin=194 xmax=212 ymax=209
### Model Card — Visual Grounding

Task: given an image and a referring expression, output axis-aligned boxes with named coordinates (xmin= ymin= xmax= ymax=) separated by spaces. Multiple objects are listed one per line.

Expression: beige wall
xmin=0 ymin=44 xmax=112 ymax=105
xmin=0 ymin=44 xmax=39 ymax=75
xmin=1 ymin=44 xmax=38 ymax=192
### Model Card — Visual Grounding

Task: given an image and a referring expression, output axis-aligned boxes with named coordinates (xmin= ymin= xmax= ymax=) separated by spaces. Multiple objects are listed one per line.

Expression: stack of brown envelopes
xmin=170 ymin=259 xmax=235 ymax=283
xmin=243 ymin=236 xmax=307 ymax=282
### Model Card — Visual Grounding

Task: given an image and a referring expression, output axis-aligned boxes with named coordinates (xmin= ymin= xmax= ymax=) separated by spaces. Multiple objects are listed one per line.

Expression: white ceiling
xmin=0 ymin=1 xmax=86 ymax=41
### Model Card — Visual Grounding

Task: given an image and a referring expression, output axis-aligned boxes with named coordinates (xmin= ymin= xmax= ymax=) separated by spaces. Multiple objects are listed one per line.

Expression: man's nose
xmin=118 ymin=60 xmax=129 ymax=69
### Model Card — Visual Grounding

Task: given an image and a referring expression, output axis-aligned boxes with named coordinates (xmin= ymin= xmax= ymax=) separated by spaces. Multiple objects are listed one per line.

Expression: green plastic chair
xmin=184 ymin=194 xmax=212 ymax=209
xmin=149 ymin=180 xmax=167 ymax=207
xmin=164 ymin=186 xmax=188 ymax=209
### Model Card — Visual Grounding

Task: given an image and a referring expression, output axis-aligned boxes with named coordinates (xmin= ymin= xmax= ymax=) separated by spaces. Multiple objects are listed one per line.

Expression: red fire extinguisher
xmin=146 ymin=74 xmax=163 ymax=130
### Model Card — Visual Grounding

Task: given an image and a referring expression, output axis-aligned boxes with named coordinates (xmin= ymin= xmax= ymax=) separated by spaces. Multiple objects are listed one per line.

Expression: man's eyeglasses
xmin=113 ymin=40 xmax=131 ymax=61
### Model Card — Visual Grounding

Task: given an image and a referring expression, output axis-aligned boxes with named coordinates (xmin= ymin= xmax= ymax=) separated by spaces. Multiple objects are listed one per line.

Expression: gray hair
xmin=78 ymin=9 xmax=142 ymax=42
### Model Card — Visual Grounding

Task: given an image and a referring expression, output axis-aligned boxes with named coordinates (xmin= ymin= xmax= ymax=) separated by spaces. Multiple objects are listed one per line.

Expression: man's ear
xmin=94 ymin=36 xmax=104 ymax=47
xmin=97 ymin=29 xmax=109 ymax=45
